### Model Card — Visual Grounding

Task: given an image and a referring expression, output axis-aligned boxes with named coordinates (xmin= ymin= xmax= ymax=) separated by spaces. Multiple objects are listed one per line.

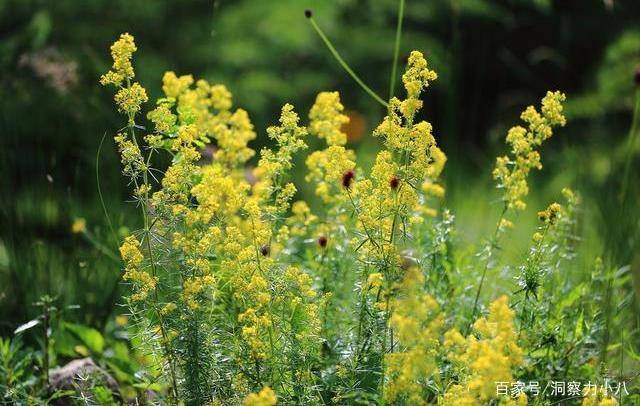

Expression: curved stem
xmin=96 ymin=131 xmax=119 ymax=246
xmin=307 ymin=16 xmax=388 ymax=107
xmin=389 ymin=0 xmax=405 ymax=100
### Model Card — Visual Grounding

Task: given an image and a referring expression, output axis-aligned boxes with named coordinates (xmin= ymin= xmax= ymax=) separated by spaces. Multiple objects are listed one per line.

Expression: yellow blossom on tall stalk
xmin=493 ymin=91 xmax=566 ymax=211
xmin=343 ymin=51 xmax=446 ymax=274
xmin=254 ymin=104 xmax=307 ymax=210
xmin=98 ymin=30 xmax=611 ymax=406
xmin=99 ymin=33 xmax=136 ymax=87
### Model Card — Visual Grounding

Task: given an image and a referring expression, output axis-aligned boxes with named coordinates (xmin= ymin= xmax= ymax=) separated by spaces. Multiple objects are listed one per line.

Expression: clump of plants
xmin=99 ymin=29 xmax=635 ymax=405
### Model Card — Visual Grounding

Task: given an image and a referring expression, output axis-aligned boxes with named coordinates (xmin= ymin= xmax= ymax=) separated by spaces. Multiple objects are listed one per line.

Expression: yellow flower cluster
xmin=306 ymin=92 xmax=355 ymax=203
xmin=493 ymin=91 xmax=566 ymax=210
xmin=582 ymin=387 xmax=618 ymax=406
xmin=400 ymin=51 xmax=438 ymax=118
xmin=306 ymin=145 xmax=355 ymax=203
xmin=182 ymin=275 xmax=215 ymax=310
xmin=119 ymin=235 xmax=157 ymax=301
xmin=147 ymin=103 xmax=176 ymax=134
xmin=254 ymin=104 xmax=307 ymax=210
xmin=308 ymin=91 xmax=349 ymax=146
xmin=537 ymin=202 xmax=562 ymax=225
xmin=99 ymin=33 xmax=136 ymax=86
xmin=162 ymin=71 xmax=193 ymax=98
xmin=243 ymin=386 xmax=277 ymax=406
xmin=384 ymin=268 xmax=442 ymax=404
xmin=443 ymin=296 xmax=524 ymax=404
xmin=113 ymin=133 xmax=145 ymax=177
xmin=348 ymin=51 xmax=445 ymax=265
xmin=113 ymin=82 xmax=148 ymax=115
xmin=99 ymin=32 xmax=599 ymax=405
xmin=100 ymin=33 xmax=148 ymax=122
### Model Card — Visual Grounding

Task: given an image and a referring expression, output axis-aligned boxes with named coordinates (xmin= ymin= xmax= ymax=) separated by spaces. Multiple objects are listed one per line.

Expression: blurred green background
xmin=1 ymin=0 xmax=639 ymax=337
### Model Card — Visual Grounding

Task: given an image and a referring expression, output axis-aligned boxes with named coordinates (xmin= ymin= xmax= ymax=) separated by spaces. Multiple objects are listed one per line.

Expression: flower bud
xmin=389 ymin=176 xmax=400 ymax=190
xmin=342 ymin=170 xmax=355 ymax=189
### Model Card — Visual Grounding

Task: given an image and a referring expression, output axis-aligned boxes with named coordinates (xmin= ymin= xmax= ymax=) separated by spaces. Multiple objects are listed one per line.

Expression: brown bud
xmin=318 ymin=236 xmax=328 ymax=248
xmin=389 ymin=175 xmax=400 ymax=190
xmin=304 ymin=9 xmax=312 ymax=18
xmin=342 ymin=170 xmax=355 ymax=189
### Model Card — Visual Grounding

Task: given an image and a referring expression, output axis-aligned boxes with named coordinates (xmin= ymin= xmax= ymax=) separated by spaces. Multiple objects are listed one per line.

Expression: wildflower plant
xmin=99 ymin=20 xmax=636 ymax=405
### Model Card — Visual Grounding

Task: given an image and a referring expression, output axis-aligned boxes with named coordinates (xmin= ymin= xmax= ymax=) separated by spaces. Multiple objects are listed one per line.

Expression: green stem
xmin=389 ymin=0 xmax=405 ymax=100
xmin=96 ymin=131 xmax=119 ymax=246
xmin=307 ymin=16 xmax=388 ymax=107
xmin=123 ymin=79 xmax=179 ymax=403
xmin=468 ymin=204 xmax=508 ymax=332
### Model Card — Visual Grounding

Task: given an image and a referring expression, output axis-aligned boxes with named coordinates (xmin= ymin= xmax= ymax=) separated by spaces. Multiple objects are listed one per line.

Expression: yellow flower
xmin=71 ymin=218 xmax=86 ymax=234
xmin=305 ymin=145 xmax=356 ymax=203
xmin=401 ymin=51 xmax=438 ymax=118
xmin=161 ymin=302 xmax=177 ymax=315
xmin=309 ymin=91 xmax=349 ymax=146
xmin=493 ymin=91 xmax=566 ymax=210
xmin=422 ymin=182 xmax=445 ymax=198
xmin=582 ymin=387 xmax=618 ymax=406
xmin=183 ymin=275 xmax=215 ymax=310
xmin=537 ymin=202 xmax=562 ymax=225
xmin=443 ymin=296 xmax=523 ymax=403
xmin=498 ymin=218 xmax=514 ymax=231
xmin=119 ymin=235 xmax=157 ymax=302
xmin=100 ymin=33 xmax=137 ymax=86
xmin=147 ymin=102 xmax=177 ymax=134
xmin=366 ymin=272 xmax=384 ymax=289
xmin=114 ymin=314 xmax=128 ymax=327
xmin=243 ymin=386 xmax=277 ymax=406
xmin=384 ymin=268 xmax=442 ymax=404
xmin=114 ymin=82 xmax=148 ymax=115
xmin=162 ymin=71 xmax=194 ymax=98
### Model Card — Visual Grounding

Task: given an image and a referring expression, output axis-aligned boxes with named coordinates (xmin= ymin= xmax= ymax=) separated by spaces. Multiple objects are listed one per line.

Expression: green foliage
xmin=0 ymin=337 xmax=39 ymax=402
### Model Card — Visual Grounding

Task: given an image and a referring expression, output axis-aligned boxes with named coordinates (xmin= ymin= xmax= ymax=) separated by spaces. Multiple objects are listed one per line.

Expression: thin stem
xmin=123 ymin=79 xmax=179 ymax=403
xmin=620 ymin=89 xmax=640 ymax=205
xmin=96 ymin=131 xmax=119 ymax=246
xmin=389 ymin=0 xmax=405 ymax=100
xmin=42 ymin=304 xmax=50 ymax=387
xmin=307 ymin=16 xmax=388 ymax=107
xmin=468 ymin=204 xmax=508 ymax=332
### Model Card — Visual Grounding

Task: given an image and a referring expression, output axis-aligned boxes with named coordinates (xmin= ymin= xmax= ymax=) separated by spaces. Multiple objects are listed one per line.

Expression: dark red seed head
xmin=318 ymin=236 xmax=328 ymax=248
xmin=390 ymin=175 xmax=400 ymax=190
xmin=304 ymin=9 xmax=312 ymax=18
xmin=342 ymin=170 xmax=355 ymax=189
xmin=260 ymin=244 xmax=270 ymax=257
xmin=635 ymin=67 xmax=640 ymax=86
